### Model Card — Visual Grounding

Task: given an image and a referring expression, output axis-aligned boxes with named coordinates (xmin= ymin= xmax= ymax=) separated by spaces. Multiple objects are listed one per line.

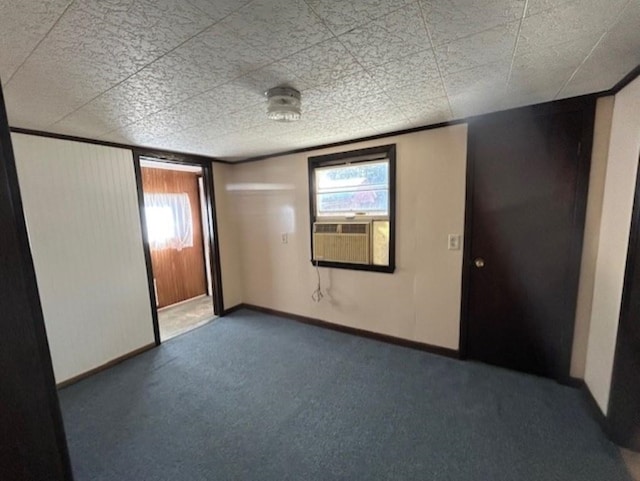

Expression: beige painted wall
xmin=213 ymin=162 xmax=244 ymax=310
xmin=222 ymin=125 xmax=468 ymax=349
xmin=585 ymin=76 xmax=640 ymax=413
xmin=12 ymin=134 xmax=155 ymax=383
xmin=570 ymin=96 xmax=615 ymax=378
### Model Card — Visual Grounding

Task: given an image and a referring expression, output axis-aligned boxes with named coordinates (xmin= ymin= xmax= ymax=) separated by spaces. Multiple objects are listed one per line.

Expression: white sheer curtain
xmin=144 ymin=193 xmax=193 ymax=251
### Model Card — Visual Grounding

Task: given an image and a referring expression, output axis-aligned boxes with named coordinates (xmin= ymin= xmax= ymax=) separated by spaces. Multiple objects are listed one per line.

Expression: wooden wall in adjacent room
xmin=141 ymin=167 xmax=207 ymax=308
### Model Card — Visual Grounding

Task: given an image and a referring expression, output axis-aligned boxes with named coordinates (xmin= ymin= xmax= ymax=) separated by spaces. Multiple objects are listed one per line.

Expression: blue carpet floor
xmin=58 ymin=309 xmax=631 ymax=480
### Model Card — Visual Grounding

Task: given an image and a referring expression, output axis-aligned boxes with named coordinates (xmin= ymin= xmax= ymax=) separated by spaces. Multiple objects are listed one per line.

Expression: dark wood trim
xmin=201 ymin=159 xmax=225 ymax=315
xmin=240 ymin=303 xmax=460 ymax=359
xmin=221 ymin=303 xmax=244 ymax=316
xmin=12 ymin=86 xmax=629 ymax=170
xmin=458 ymin=96 xmax=597 ymax=377
xmin=235 ymin=119 xmax=467 ymax=164
xmin=226 ymin=92 xmax=609 ymax=165
xmin=0 ymin=85 xmax=74 ymax=479
xmin=9 ymin=127 xmax=232 ymax=164
xmin=458 ymin=121 xmax=476 ymax=359
xmin=307 ymin=144 xmax=396 ymax=274
xmin=133 ymin=152 xmax=225 ymax=328
xmin=11 ymin=67 xmax=638 ymax=170
xmin=56 ymin=343 xmax=156 ymax=389
xmin=607 ymin=64 xmax=640 ymax=95
xmin=133 ymin=153 xmax=161 ymax=346
xmin=309 ymin=260 xmax=395 ymax=273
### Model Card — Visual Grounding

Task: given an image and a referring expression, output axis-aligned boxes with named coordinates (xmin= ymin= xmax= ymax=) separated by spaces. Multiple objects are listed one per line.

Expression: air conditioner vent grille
xmin=312 ymin=221 xmax=371 ymax=264
xmin=341 ymin=224 xmax=368 ymax=234
xmin=314 ymin=223 xmax=339 ymax=233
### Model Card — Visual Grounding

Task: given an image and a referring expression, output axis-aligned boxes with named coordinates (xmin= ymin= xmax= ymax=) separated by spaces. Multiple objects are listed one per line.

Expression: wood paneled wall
xmin=14 ymin=134 xmax=155 ymax=383
xmin=142 ymin=167 xmax=207 ymax=308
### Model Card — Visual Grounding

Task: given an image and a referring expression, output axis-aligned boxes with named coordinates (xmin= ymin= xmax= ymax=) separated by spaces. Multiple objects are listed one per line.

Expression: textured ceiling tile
xmin=276 ymin=38 xmax=366 ymax=88
xmin=519 ymin=0 xmax=629 ymax=51
xmin=559 ymin=1 xmax=640 ymax=98
xmin=0 ymin=0 xmax=71 ymax=85
xmin=397 ymin=95 xmax=452 ymax=121
xmin=421 ymin=0 xmax=525 ymax=46
xmin=501 ymin=85 xmax=562 ymax=110
xmin=367 ymin=49 xmax=442 ymax=92
xmin=365 ymin=112 xmax=411 ymax=130
xmin=219 ymin=0 xmax=332 ymax=60
xmin=509 ymin=35 xmax=600 ymax=97
xmin=5 ymin=0 xmax=640 ymax=158
xmin=525 ymin=0 xmax=626 ymax=18
xmin=302 ymin=71 xmax=386 ymax=117
xmin=391 ymin=81 xmax=448 ymax=108
xmin=52 ymin=24 xmax=273 ymax=136
xmin=185 ymin=0 xmax=252 ymax=22
xmin=4 ymin=61 xmax=104 ymax=127
xmin=449 ymin=87 xmax=506 ymax=117
xmin=406 ymin=109 xmax=453 ymax=127
xmin=102 ymin=95 xmax=226 ymax=145
xmin=435 ymin=21 xmax=519 ymax=76
xmin=4 ymin=0 xmax=214 ymax=127
xmin=306 ymin=0 xmax=413 ymax=35
xmin=443 ymin=61 xmax=510 ymax=96
xmin=339 ymin=3 xmax=430 ymax=70
xmin=512 ymin=34 xmax=600 ymax=74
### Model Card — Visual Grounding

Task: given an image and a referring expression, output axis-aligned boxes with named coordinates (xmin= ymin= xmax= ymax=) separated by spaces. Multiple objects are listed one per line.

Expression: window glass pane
xmin=316 ymin=161 xmax=389 ymax=192
xmin=373 ymin=220 xmax=390 ymax=266
xmin=316 ymin=189 xmax=388 ymax=216
xmin=146 ymin=206 xmax=176 ymax=245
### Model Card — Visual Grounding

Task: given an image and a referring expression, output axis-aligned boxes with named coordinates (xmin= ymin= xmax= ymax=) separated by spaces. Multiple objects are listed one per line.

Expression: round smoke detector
xmin=265 ymin=86 xmax=301 ymax=122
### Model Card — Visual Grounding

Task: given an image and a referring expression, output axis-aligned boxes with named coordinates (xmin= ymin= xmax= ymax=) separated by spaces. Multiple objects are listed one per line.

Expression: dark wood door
xmin=464 ymin=102 xmax=593 ymax=380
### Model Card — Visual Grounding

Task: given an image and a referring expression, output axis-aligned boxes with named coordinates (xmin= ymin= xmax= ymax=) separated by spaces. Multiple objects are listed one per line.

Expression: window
xmin=308 ymin=144 xmax=396 ymax=273
xmin=144 ymin=193 xmax=193 ymax=251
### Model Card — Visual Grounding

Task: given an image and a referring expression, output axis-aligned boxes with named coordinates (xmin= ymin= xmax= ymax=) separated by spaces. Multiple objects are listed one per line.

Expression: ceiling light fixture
xmin=266 ymin=86 xmax=301 ymax=122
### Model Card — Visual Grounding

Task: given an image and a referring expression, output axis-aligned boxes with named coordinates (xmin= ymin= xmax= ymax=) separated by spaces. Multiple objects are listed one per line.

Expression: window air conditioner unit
xmin=312 ymin=221 xmax=371 ymax=264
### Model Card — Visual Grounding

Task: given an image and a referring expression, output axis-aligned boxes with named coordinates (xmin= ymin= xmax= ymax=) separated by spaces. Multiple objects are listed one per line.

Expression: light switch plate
xmin=281 ymin=233 xmax=288 ymax=244
xmin=448 ymin=234 xmax=461 ymax=250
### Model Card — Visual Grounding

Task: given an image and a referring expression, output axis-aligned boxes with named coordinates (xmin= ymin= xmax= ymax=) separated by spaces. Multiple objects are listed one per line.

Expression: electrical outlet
xmin=281 ymin=233 xmax=288 ymax=244
xmin=448 ymin=234 xmax=461 ymax=250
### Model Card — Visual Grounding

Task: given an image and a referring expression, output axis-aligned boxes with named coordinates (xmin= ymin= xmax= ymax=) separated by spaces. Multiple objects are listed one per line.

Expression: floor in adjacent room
xmin=58 ymin=310 xmax=633 ymax=481
xmin=157 ymin=294 xmax=215 ymax=341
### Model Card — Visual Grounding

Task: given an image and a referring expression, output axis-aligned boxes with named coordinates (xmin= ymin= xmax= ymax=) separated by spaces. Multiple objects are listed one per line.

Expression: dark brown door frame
xmin=0 ymin=86 xmax=74 ymax=478
xmin=459 ymin=96 xmax=596 ymax=383
xmin=132 ymin=150 xmax=224 ymax=346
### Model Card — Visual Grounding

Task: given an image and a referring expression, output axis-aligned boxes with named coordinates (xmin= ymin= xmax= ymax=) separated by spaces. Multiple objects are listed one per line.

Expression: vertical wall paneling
xmin=12 ymin=133 xmax=155 ymax=384
xmin=141 ymin=167 xmax=207 ymax=308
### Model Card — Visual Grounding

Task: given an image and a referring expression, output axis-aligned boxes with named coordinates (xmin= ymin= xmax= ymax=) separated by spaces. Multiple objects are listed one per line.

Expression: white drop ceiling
xmin=1 ymin=0 xmax=638 ymax=161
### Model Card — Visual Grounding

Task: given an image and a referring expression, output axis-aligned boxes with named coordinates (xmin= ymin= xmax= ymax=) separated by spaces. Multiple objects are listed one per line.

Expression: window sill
xmin=310 ymin=260 xmax=395 ymax=273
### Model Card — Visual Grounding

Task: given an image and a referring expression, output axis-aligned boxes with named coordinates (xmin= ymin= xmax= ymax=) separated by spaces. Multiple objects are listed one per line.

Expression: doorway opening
xmin=138 ymin=156 xmax=217 ymax=342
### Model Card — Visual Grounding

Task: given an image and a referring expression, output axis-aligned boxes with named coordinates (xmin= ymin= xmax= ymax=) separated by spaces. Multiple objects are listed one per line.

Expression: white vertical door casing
xmin=12 ymin=133 xmax=155 ymax=383
xmin=584 ymin=76 xmax=640 ymax=413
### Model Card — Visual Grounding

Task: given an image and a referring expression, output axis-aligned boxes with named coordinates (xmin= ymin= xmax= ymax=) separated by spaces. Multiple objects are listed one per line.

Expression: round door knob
xmin=474 ymin=258 xmax=485 ymax=268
